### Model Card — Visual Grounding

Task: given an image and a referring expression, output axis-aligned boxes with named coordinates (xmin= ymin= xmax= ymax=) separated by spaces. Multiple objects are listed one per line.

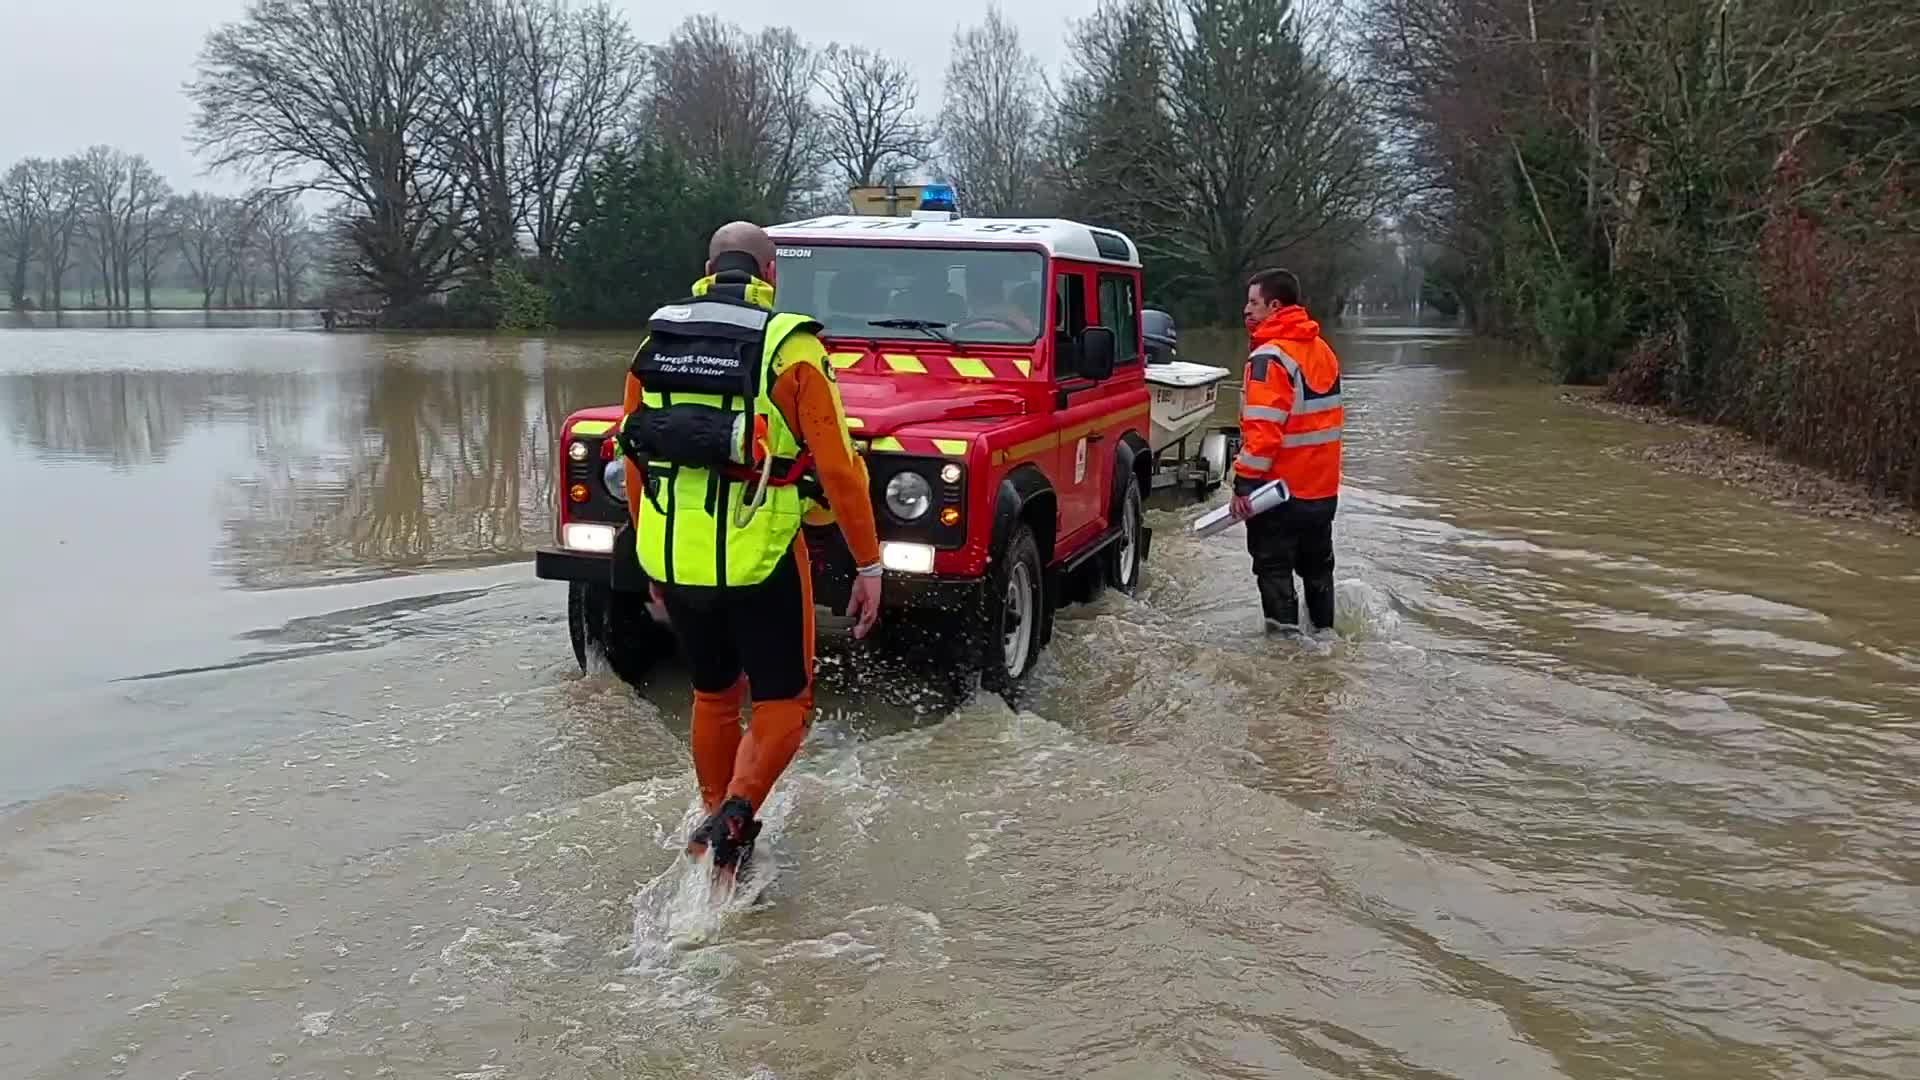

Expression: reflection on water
xmin=0 ymin=330 xmax=630 ymax=589
xmin=0 ymin=308 xmax=326 ymax=331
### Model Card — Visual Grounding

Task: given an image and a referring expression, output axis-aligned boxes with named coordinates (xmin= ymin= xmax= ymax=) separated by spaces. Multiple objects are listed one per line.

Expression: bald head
xmin=707 ymin=220 xmax=776 ymax=279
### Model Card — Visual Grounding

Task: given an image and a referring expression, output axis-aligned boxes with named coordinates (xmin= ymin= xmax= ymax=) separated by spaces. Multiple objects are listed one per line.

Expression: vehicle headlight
xmin=885 ymin=470 xmax=932 ymax=520
xmin=602 ymin=458 xmax=627 ymax=501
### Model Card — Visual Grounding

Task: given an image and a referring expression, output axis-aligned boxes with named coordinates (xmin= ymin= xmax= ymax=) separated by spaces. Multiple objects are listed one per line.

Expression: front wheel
xmin=978 ymin=523 xmax=1046 ymax=695
xmin=568 ymin=581 xmax=675 ymax=686
xmin=1105 ymin=470 xmax=1145 ymax=594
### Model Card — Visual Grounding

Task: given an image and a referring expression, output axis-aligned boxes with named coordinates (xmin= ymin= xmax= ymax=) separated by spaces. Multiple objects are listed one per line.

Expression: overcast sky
xmin=0 ymin=0 xmax=1081 ymax=194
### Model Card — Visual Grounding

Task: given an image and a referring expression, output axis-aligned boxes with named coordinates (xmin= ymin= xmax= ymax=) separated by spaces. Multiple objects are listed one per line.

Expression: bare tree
xmin=938 ymin=6 xmax=1052 ymax=216
xmin=648 ymin=16 xmax=823 ymax=215
xmin=1155 ymin=0 xmax=1396 ymax=314
xmin=1 ymin=161 xmax=36 ymax=308
xmin=516 ymin=0 xmax=646 ymax=263
xmin=74 ymin=146 xmax=170 ymax=310
xmin=173 ymin=192 xmax=236 ymax=310
xmin=130 ymin=177 xmax=177 ymax=310
xmin=28 ymin=158 xmax=85 ymax=311
xmin=434 ymin=0 xmax=525 ymax=271
xmin=189 ymin=0 xmax=465 ymax=309
xmin=251 ymin=192 xmax=310 ymax=307
xmin=816 ymin=44 xmax=930 ymax=189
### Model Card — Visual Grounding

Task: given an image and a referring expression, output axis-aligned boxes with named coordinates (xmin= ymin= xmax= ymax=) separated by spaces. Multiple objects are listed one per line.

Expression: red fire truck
xmin=534 ymin=188 xmax=1155 ymax=693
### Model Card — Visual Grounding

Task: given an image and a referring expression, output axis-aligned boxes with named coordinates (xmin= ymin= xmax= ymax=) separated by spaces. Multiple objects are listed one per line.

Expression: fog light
xmin=602 ymin=458 xmax=627 ymax=501
xmin=568 ymin=483 xmax=589 ymax=503
xmin=562 ymin=522 xmax=616 ymax=552
xmin=881 ymin=541 xmax=935 ymax=574
xmin=940 ymin=462 xmax=962 ymax=484
xmin=939 ymin=507 xmax=961 ymax=526
xmin=568 ymin=440 xmax=588 ymax=462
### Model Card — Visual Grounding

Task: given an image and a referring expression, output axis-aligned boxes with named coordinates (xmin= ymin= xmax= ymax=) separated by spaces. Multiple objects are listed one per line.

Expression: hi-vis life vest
xmin=1235 ymin=307 xmax=1343 ymax=500
xmin=624 ymin=273 xmax=824 ymax=588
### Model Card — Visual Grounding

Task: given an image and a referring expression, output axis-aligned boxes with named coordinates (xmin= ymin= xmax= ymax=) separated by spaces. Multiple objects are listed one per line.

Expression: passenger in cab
xmin=615 ymin=221 xmax=883 ymax=875
xmin=1232 ymin=268 xmax=1343 ymax=634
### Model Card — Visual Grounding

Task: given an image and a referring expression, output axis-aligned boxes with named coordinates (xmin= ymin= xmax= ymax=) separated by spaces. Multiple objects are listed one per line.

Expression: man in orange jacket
xmin=1231 ymin=268 xmax=1343 ymax=633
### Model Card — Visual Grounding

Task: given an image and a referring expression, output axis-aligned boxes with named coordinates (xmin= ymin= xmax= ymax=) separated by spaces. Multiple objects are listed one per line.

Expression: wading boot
xmin=1302 ymin=574 xmax=1335 ymax=633
xmin=1258 ymin=576 xmax=1300 ymax=635
xmin=686 ymin=795 xmax=761 ymax=870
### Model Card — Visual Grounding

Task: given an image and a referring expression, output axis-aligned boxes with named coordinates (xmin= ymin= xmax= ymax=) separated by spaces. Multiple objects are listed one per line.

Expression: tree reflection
xmin=2 ymin=369 xmax=310 ymax=467
xmin=216 ymin=339 xmax=627 ymax=588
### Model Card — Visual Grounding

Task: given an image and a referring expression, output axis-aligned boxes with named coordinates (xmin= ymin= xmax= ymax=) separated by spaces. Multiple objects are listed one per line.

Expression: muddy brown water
xmin=2 ymin=312 xmax=1916 ymax=1079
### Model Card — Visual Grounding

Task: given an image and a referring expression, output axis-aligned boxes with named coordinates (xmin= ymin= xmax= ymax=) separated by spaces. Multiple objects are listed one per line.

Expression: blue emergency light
xmin=919 ymin=184 xmax=958 ymax=213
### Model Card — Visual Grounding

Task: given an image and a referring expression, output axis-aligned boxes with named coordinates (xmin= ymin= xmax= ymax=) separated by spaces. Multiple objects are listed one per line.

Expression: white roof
xmin=767 ymin=214 xmax=1142 ymax=268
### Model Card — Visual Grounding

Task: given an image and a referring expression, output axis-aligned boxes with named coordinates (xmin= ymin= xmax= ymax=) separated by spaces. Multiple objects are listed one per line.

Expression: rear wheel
xmin=1105 ymin=470 xmax=1145 ymax=594
xmin=568 ymin=581 xmax=675 ymax=685
xmin=978 ymin=523 xmax=1046 ymax=695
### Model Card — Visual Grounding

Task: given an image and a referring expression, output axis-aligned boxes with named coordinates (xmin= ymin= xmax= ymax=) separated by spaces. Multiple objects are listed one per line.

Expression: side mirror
xmin=1077 ymin=326 xmax=1116 ymax=381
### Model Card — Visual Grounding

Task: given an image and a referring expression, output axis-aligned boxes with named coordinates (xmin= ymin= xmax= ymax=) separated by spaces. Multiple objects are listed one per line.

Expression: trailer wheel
xmin=568 ymin=581 xmax=675 ymax=686
xmin=978 ymin=523 xmax=1045 ymax=694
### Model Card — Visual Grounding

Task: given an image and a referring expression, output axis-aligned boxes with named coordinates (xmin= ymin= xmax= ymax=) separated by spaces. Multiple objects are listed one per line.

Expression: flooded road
xmin=3 ymin=315 xmax=1917 ymax=1079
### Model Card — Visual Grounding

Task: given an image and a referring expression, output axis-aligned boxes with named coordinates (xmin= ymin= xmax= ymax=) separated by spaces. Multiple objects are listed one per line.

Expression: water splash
xmin=628 ymin=788 xmax=793 ymax=966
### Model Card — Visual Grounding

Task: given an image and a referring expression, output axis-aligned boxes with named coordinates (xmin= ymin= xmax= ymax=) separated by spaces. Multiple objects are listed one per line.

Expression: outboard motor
xmin=1142 ymin=308 xmax=1178 ymax=364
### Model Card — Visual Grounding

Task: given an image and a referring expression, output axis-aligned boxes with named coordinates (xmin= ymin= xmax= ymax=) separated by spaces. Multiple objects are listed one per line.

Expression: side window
xmin=1097 ymin=273 xmax=1140 ymax=365
xmin=1053 ymin=270 xmax=1088 ymax=366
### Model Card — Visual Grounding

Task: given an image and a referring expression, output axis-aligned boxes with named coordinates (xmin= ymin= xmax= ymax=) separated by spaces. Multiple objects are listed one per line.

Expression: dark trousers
xmin=655 ymin=541 xmax=812 ymax=702
xmin=1237 ymin=478 xmax=1337 ymax=630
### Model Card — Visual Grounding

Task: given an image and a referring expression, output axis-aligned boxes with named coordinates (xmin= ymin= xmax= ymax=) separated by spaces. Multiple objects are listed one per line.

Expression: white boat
xmin=1140 ymin=309 xmax=1234 ymax=494
xmin=1146 ymin=359 xmax=1229 ymax=451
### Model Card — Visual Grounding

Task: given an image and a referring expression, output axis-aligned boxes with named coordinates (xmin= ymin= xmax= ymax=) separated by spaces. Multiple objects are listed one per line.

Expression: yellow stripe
xmin=882 ymin=353 xmax=926 ymax=374
xmin=869 ymin=436 xmax=907 ymax=452
xmin=828 ymin=351 xmax=862 ymax=370
xmin=570 ymin=420 xmax=614 ymax=436
xmin=948 ymin=357 xmax=994 ymax=379
xmin=933 ymin=439 xmax=969 ymax=457
xmin=994 ymin=432 xmax=1058 ymax=466
xmin=845 ymin=417 xmax=864 ymax=429
xmin=1012 ymin=359 xmax=1032 ymax=377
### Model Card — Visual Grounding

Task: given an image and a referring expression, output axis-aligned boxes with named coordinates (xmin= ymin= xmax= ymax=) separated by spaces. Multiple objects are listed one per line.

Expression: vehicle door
xmin=1049 ymin=263 xmax=1106 ymax=548
xmin=1091 ymin=268 xmax=1145 ymax=515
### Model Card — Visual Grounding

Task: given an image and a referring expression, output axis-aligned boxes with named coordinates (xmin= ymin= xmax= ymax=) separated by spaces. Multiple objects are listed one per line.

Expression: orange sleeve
xmin=770 ymin=360 xmax=882 ymax=569
xmin=621 ymin=370 xmax=643 ymax=529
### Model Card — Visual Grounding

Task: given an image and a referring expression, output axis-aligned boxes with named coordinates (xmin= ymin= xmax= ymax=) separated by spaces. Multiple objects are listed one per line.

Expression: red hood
xmin=1251 ymin=305 xmax=1321 ymax=346
xmin=835 ymin=372 xmax=1034 ymax=435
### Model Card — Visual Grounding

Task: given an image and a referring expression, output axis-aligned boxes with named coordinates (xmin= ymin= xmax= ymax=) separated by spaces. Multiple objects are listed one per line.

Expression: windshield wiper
xmin=867 ymin=318 xmax=958 ymax=349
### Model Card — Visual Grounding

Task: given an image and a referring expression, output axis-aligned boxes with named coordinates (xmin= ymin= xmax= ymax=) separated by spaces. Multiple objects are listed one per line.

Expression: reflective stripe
xmin=649 ymin=300 xmax=769 ymax=331
xmin=1293 ymin=393 xmax=1342 ymax=415
xmin=1237 ymin=451 xmax=1273 ymax=471
xmin=1243 ymin=405 xmax=1291 ymax=424
xmin=1249 ymin=344 xmax=1285 ymax=360
xmin=1281 ymin=426 xmax=1342 ymax=447
xmin=571 ymin=419 xmax=614 ymax=436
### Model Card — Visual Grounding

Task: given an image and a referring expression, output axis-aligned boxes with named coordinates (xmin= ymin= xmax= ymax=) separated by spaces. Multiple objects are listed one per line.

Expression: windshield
xmin=771 ymin=244 xmax=1045 ymax=345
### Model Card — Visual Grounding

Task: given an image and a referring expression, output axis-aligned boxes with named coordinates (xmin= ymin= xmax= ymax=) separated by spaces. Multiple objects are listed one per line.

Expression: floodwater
xmin=2 ymin=311 xmax=1917 ymax=1079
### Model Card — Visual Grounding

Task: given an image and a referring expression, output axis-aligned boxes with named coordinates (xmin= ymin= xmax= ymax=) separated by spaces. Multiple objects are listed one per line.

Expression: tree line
xmin=1366 ymin=0 xmax=1920 ymax=500
xmin=163 ymin=0 xmax=1407 ymax=329
xmin=0 ymin=149 xmax=322 ymax=311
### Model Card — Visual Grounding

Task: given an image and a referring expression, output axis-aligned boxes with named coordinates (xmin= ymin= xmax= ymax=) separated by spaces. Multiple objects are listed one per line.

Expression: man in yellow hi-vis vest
xmin=616 ymin=221 xmax=882 ymax=876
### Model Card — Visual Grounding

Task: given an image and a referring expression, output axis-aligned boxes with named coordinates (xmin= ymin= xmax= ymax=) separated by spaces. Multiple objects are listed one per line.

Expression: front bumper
xmin=534 ymin=528 xmax=986 ymax=616
xmin=535 ymin=545 xmax=610 ymax=584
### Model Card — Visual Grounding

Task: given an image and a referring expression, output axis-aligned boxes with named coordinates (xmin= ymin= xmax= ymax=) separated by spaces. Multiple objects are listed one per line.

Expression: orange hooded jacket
xmin=1236 ymin=306 xmax=1343 ymax=500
